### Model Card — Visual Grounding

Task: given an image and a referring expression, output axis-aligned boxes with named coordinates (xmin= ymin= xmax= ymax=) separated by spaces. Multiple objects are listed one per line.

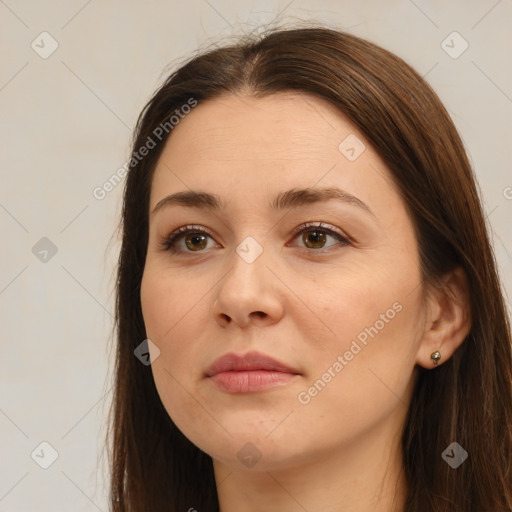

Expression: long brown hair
xmin=106 ymin=23 xmax=512 ymax=511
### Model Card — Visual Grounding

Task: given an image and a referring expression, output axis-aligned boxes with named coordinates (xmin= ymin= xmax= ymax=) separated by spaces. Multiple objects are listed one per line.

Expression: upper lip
xmin=206 ymin=351 xmax=301 ymax=377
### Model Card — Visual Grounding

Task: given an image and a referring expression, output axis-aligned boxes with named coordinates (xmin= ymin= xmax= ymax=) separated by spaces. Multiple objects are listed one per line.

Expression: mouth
xmin=205 ymin=351 xmax=301 ymax=393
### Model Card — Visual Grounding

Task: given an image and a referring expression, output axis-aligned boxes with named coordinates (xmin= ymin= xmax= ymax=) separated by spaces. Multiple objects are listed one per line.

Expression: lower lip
xmin=209 ymin=370 xmax=299 ymax=393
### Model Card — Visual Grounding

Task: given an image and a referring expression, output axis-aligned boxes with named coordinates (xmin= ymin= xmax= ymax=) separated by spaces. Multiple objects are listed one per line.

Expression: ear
xmin=416 ymin=267 xmax=472 ymax=369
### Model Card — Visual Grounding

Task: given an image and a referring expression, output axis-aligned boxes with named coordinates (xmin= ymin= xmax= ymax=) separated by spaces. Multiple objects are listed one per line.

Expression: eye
xmin=159 ymin=222 xmax=351 ymax=254
xmin=288 ymin=222 xmax=351 ymax=252
xmin=159 ymin=225 xmax=217 ymax=253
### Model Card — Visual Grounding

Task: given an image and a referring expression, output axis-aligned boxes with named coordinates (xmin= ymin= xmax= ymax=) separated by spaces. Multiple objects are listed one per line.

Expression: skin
xmin=140 ymin=92 xmax=471 ymax=512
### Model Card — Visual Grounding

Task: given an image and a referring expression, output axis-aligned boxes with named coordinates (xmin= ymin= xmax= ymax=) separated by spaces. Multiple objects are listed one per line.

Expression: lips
xmin=205 ymin=351 xmax=301 ymax=393
xmin=206 ymin=351 xmax=301 ymax=376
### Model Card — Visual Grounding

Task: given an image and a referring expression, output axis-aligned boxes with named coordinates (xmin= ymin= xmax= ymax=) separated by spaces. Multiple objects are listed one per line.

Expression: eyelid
xmin=289 ymin=221 xmax=352 ymax=244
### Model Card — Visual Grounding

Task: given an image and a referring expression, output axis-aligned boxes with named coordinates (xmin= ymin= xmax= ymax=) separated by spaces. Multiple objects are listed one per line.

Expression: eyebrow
xmin=151 ymin=187 xmax=374 ymax=217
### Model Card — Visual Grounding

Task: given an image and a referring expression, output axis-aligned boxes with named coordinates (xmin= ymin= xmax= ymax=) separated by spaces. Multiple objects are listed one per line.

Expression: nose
xmin=212 ymin=245 xmax=284 ymax=328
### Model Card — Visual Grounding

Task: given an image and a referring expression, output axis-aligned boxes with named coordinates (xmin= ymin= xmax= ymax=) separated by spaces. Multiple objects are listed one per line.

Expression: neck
xmin=213 ymin=418 xmax=408 ymax=512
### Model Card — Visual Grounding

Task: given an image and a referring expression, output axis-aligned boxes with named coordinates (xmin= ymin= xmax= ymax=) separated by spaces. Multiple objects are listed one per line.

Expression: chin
xmin=209 ymin=439 xmax=307 ymax=472
xmin=186 ymin=424 xmax=311 ymax=472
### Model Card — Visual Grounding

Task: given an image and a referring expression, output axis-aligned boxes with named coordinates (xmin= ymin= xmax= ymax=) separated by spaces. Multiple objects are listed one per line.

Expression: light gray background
xmin=1 ymin=1 xmax=511 ymax=510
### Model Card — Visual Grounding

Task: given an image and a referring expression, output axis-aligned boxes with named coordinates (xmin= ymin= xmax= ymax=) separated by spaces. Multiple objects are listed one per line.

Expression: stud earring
xmin=431 ymin=351 xmax=441 ymax=365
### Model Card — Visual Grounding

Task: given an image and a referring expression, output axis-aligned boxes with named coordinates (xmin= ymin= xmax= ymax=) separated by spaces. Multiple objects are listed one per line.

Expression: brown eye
xmin=184 ymin=233 xmax=208 ymax=251
xmin=302 ymin=229 xmax=328 ymax=249
xmin=290 ymin=223 xmax=350 ymax=252
xmin=161 ymin=222 xmax=350 ymax=255
xmin=160 ymin=225 xmax=217 ymax=253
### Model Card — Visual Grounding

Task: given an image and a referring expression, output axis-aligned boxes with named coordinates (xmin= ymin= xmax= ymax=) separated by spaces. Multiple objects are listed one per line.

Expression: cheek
xmin=141 ymin=267 xmax=201 ymax=342
xmin=304 ymin=254 xmax=423 ymax=399
xmin=140 ymin=265 xmax=216 ymax=381
xmin=140 ymin=270 xmax=171 ymax=339
xmin=292 ymin=297 xmax=421 ymax=450
xmin=314 ymin=258 xmax=409 ymax=342
xmin=140 ymin=269 xmax=199 ymax=392
xmin=140 ymin=269 xmax=209 ymax=433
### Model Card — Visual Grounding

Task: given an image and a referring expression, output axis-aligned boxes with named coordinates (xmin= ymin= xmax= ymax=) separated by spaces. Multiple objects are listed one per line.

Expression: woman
xmin=107 ymin=24 xmax=512 ymax=511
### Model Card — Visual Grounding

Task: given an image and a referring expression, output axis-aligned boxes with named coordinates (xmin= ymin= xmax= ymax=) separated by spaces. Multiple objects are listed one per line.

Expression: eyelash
xmin=159 ymin=222 xmax=352 ymax=255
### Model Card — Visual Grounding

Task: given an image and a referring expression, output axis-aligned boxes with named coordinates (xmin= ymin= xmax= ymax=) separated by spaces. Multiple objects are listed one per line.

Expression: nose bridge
xmin=213 ymin=232 xmax=284 ymax=325
xmin=222 ymin=233 xmax=269 ymax=295
xmin=235 ymin=234 xmax=266 ymax=266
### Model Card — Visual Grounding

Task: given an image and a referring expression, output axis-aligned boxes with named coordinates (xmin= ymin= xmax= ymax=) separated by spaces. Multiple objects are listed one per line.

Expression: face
xmin=140 ymin=92 xmax=427 ymax=472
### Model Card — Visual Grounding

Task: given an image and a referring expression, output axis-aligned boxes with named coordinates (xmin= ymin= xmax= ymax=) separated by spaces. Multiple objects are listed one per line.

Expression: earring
xmin=431 ymin=351 xmax=441 ymax=365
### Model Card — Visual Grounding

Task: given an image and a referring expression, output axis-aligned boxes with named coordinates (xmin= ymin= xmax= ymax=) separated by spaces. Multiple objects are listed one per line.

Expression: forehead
xmin=156 ymin=92 xmax=362 ymax=166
